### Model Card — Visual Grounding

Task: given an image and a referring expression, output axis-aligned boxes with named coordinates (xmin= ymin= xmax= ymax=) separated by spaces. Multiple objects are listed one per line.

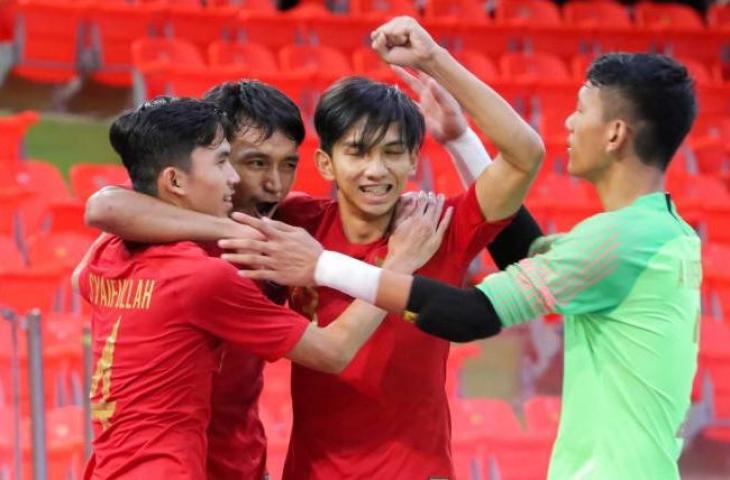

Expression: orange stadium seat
xmin=167 ymin=64 xmax=250 ymax=98
xmin=236 ymin=10 xmax=307 ymax=51
xmin=453 ymin=49 xmax=499 ymax=81
xmin=0 ymin=111 xmax=40 ymax=179
xmin=254 ymin=70 xmax=320 ymax=118
xmin=290 ymin=136 xmax=333 ymax=197
xmin=0 ymin=186 xmax=36 ymax=241
xmin=131 ymin=37 xmax=205 ymax=100
xmin=223 ymin=0 xmax=277 ymax=12
xmin=45 ymin=406 xmax=85 ymax=480
xmin=15 ymin=160 xmax=73 ymax=238
xmin=445 ymin=343 xmax=481 ymax=399
xmin=698 ymin=317 xmax=730 ymax=442
xmin=304 ymin=14 xmax=381 ymax=55
xmin=674 ymin=56 xmax=716 ymax=85
xmin=524 ymin=395 xmax=562 ymax=435
xmin=708 ymin=3 xmax=730 ymax=29
xmin=11 ymin=0 xmax=86 ymax=84
xmin=634 ymin=1 xmax=705 ymax=31
xmin=167 ymin=4 xmax=239 ymax=54
xmin=495 ymin=0 xmax=562 ymax=27
xmin=15 ymin=160 xmax=71 ymax=200
xmin=420 ymin=138 xmax=463 ymax=197
xmin=86 ymin=1 xmax=164 ymax=87
xmin=532 ymin=82 xmax=581 ymax=143
xmin=208 ymin=41 xmax=278 ymax=71
xmin=424 ymin=0 xmax=487 ymax=20
xmin=27 ymin=232 xmax=93 ymax=271
xmin=278 ymin=44 xmax=352 ymax=83
xmin=0 ymin=235 xmax=25 ymax=270
xmin=690 ymin=114 xmax=730 ymax=141
xmin=702 ymin=243 xmax=730 ymax=317
xmin=695 ymin=84 xmax=730 ymax=117
xmin=39 ymin=199 xmax=97 ymax=238
xmin=352 ymin=46 xmax=397 ymax=81
xmin=0 ymin=267 xmax=66 ymax=314
xmin=562 ymin=0 xmax=632 ymax=28
xmin=349 ymin=0 xmax=419 ymax=17
xmin=691 ymin=137 xmax=729 ymax=177
xmin=69 ymin=163 xmax=129 ymax=203
xmin=499 ymin=52 xmax=570 ymax=83
xmin=0 ymin=405 xmax=85 ymax=479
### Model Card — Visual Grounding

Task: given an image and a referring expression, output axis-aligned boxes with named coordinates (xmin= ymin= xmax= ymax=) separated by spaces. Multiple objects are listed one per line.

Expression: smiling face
xmin=228 ymin=127 xmax=299 ymax=218
xmin=317 ymin=119 xmax=417 ymax=221
xmin=564 ymin=83 xmax=614 ymax=183
xmin=180 ymin=134 xmax=240 ymax=218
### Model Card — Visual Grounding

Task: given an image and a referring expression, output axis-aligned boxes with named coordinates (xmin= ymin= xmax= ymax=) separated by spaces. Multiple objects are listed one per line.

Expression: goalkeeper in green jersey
xmin=221 ymin=17 xmax=702 ymax=480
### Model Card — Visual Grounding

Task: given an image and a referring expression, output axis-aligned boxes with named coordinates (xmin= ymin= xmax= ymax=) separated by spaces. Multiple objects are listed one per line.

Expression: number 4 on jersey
xmin=90 ymin=316 xmax=121 ymax=430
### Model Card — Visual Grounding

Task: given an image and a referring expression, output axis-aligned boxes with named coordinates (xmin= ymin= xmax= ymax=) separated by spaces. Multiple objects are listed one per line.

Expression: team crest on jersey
xmin=289 ymin=286 xmax=320 ymax=323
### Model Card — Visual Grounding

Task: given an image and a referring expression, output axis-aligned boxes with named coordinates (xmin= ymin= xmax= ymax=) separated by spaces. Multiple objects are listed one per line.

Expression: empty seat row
xmin=5 ymin=0 xmax=730 ymax=87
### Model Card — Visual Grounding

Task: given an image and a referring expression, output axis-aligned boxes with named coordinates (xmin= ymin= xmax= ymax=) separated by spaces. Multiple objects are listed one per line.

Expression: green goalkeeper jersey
xmin=477 ymin=192 xmax=702 ymax=479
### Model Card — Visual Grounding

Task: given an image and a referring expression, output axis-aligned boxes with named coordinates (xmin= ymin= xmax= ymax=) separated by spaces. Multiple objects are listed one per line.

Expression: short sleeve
xmin=188 ymin=258 xmax=310 ymax=361
xmin=476 ymin=213 xmax=643 ymax=326
xmin=439 ymin=184 xmax=513 ymax=272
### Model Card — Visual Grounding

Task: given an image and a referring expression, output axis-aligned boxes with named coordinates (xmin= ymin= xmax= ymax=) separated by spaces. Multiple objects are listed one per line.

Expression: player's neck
xmin=336 ymin=195 xmax=393 ymax=244
xmin=593 ymin=159 xmax=664 ymax=211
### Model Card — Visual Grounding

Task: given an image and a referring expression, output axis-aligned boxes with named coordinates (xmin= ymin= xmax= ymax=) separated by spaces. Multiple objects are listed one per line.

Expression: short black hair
xmin=314 ymin=76 xmax=425 ymax=155
xmin=203 ymin=80 xmax=305 ymax=146
xmin=109 ymin=96 xmax=232 ymax=195
xmin=587 ymin=53 xmax=697 ymax=171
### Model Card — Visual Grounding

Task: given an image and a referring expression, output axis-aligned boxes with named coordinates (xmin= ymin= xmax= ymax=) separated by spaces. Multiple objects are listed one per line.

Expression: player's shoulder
xmin=277 ymin=191 xmax=335 ymax=230
xmin=187 ymin=252 xmax=261 ymax=298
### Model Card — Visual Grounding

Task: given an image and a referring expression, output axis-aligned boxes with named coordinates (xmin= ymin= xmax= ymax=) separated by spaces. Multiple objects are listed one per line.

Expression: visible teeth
xmin=361 ymin=185 xmax=389 ymax=194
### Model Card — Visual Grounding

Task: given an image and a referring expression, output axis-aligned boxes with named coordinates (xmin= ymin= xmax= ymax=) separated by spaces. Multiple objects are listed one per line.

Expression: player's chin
xmin=358 ymin=198 xmax=399 ymax=219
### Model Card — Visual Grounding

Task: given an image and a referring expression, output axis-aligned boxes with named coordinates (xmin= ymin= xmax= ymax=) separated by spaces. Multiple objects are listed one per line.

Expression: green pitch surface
xmin=24 ymin=114 xmax=119 ymax=178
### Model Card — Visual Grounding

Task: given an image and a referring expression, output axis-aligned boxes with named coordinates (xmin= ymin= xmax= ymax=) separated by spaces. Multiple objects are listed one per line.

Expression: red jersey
xmin=206 ymin=281 xmax=288 ymax=480
xmin=277 ymin=185 xmax=510 ymax=479
xmin=79 ymin=236 xmax=309 ymax=480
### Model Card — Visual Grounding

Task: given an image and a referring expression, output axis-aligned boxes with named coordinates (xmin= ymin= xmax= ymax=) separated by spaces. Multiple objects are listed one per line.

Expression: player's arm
xmin=393 ymin=65 xmax=544 ymax=268
xmin=392 ymin=65 xmax=493 ymax=185
xmin=219 ymin=194 xmax=454 ymax=373
xmin=85 ymin=186 xmax=259 ymax=243
xmin=372 ymin=17 xmax=544 ymax=223
xmin=232 ymin=215 xmax=630 ymax=343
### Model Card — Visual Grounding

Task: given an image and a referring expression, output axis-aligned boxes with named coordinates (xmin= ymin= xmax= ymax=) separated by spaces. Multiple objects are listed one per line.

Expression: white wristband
xmin=444 ymin=128 xmax=492 ymax=186
xmin=314 ymin=251 xmax=382 ymax=304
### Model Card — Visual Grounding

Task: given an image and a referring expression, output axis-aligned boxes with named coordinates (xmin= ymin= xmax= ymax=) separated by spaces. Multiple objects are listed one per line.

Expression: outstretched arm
xmin=392 ymin=65 xmax=492 ymax=186
xmin=392 ymin=66 xmax=544 ymax=268
xmin=372 ymin=17 xmax=544 ymax=223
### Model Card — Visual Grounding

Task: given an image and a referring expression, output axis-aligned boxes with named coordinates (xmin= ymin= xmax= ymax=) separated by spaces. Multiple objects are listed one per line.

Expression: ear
xmin=606 ymin=119 xmax=630 ymax=155
xmin=158 ymin=166 xmax=187 ymax=197
xmin=315 ymin=148 xmax=336 ymax=181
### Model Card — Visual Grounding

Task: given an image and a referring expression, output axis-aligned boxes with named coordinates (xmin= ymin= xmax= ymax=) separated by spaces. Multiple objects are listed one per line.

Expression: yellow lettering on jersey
xmin=115 ymin=279 xmax=129 ymax=309
xmin=90 ymin=316 xmax=121 ymax=431
xmin=86 ymin=275 xmax=157 ymax=311
xmin=108 ymin=279 xmax=118 ymax=307
xmin=141 ymin=280 xmax=156 ymax=309
xmin=131 ymin=281 xmax=144 ymax=309
xmin=99 ymin=277 xmax=109 ymax=306
xmin=88 ymin=274 xmax=97 ymax=304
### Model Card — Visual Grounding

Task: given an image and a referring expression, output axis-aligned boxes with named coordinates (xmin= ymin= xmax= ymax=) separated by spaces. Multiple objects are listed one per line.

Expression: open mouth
xmin=254 ymin=201 xmax=279 ymax=218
